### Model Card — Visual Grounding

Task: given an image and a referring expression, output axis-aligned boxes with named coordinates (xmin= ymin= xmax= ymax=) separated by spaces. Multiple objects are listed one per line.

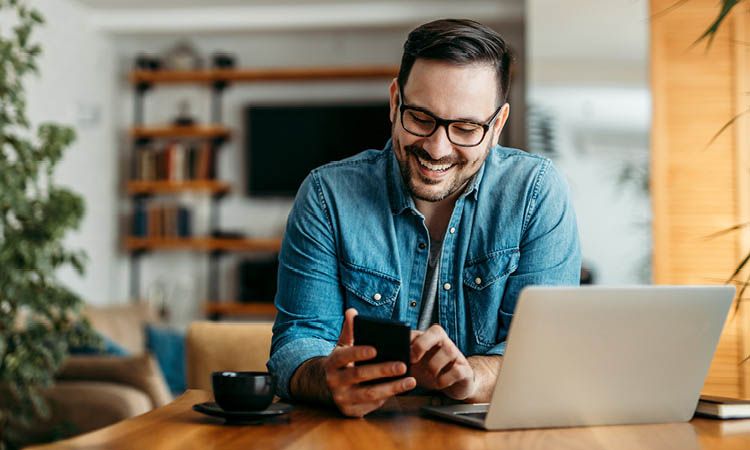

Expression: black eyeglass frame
xmin=397 ymin=87 xmax=504 ymax=147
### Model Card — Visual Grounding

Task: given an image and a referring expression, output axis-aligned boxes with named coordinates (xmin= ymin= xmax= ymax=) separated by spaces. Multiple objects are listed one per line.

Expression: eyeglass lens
xmin=402 ymin=108 xmax=485 ymax=146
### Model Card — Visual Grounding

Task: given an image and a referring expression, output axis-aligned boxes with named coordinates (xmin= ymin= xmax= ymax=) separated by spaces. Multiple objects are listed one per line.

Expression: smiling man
xmin=267 ymin=19 xmax=581 ymax=417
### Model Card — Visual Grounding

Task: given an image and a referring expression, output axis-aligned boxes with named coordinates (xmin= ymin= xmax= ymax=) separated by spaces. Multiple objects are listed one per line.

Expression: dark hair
xmin=398 ymin=19 xmax=513 ymax=104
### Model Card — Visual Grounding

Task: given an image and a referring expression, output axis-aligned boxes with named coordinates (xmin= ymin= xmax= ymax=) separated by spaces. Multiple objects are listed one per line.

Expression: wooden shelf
xmin=124 ymin=237 xmax=282 ymax=252
xmin=130 ymin=125 xmax=231 ymax=139
xmin=126 ymin=180 xmax=230 ymax=195
xmin=204 ymin=301 xmax=276 ymax=317
xmin=130 ymin=65 xmax=399 ymax=85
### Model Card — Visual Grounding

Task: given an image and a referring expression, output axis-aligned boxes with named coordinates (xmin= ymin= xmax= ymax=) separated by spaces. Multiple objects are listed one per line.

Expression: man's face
xmin=389 ymin=59 xmax=509 ymax=203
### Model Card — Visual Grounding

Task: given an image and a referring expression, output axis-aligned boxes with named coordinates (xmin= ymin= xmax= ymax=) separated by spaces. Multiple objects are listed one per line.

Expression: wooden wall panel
xmin=651 ymin=0 xmax=749 ymax=397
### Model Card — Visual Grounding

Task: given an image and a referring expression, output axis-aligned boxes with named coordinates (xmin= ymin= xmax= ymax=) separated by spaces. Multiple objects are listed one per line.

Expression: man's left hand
xmin=410 ymin=325 xmax=477 ymax=400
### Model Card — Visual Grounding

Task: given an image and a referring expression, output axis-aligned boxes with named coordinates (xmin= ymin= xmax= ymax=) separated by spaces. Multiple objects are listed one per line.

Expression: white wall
xmin=527 ymin=0 xmax=651 ymax=284
xmin=8 ymin=0 xmax=120 ymax=305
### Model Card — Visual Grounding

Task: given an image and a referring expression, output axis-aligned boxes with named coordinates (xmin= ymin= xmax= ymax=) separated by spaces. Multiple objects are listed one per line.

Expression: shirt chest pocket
xmin=463 ymin=248 xmax=520 ymax=348
xmin=340 ymin=262 xmax=400 ymax=320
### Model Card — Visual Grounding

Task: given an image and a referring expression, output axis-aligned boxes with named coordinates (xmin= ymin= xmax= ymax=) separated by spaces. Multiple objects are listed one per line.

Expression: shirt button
xmin=443 ymin=283 xmax=452 ymax=291
xmin=449 ymin=227 xmax=456 ymax=234
xmin=410 ymin=301 xmax=417 ymax=307
xmin=475 ymin=277 xmax=482 ymax=285
xmin=418 ymin=242 xmax=427 ymax=250
xmin=373 ymin=293 xmax=382 ymax=301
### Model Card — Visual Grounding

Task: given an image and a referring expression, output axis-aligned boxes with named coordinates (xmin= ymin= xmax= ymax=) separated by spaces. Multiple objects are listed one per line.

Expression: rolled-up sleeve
xmin=267 ymin=171 xmax=345 ymax=400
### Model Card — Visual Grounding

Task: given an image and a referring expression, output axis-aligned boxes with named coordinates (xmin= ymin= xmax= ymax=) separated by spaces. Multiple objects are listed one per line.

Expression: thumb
xmin=338 ymin=308 xmax=358 ymax=346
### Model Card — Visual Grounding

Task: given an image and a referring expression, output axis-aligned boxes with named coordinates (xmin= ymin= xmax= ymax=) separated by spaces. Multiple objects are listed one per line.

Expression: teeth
xmin=417 ymin=156 xmax=452 ymax=172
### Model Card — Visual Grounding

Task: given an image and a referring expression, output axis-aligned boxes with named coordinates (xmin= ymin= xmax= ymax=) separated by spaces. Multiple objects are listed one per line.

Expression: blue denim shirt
xmin=267 ymin=141 xmax=581 ymax=399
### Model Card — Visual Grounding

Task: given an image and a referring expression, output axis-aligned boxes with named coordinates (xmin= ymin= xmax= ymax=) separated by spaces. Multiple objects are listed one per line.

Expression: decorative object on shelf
xmin=0 ymin=2 xmax=100 ymax=447
xmin=212 ymin=51 xmax=237 ymax=69
xmin=173 ymin=99 xmax=196 ymax=126
xmin=163 ymin=40 xmax=203 ymax=71
xmin=135 ymin=53 xmax=161 ymax=71
xmin=147 ymin=278 xmax=171 ymax=321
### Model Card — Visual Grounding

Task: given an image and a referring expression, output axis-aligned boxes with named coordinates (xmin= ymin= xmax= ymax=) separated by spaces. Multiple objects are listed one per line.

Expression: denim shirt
xmin=267 ymin=141 xmax=581 ymax=399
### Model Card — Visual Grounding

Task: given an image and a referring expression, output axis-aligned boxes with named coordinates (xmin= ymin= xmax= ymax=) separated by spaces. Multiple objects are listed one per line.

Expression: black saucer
xmin=193 ymin=402 xmax=292 ymax=424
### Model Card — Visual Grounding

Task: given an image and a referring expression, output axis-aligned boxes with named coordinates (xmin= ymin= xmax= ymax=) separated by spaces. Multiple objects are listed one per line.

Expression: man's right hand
xmin=322 ymin=308 xmax=417 ymax=417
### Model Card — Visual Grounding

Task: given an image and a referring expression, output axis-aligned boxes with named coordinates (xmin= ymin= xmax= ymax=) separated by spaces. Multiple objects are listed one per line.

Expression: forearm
xmin=465 ymin=355 xmax=503 ymax=403
xmin=289 ymin=356 xmax=334 ymax=406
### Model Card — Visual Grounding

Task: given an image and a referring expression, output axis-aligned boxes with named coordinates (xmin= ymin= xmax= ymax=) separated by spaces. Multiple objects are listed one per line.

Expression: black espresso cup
xmin=211 ymin=371 xmax=274 ymax=412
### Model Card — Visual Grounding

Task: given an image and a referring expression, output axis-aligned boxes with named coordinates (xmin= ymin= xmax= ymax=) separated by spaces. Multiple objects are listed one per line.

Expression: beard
xmin=394 ymin=137 xmax=490 ymax=203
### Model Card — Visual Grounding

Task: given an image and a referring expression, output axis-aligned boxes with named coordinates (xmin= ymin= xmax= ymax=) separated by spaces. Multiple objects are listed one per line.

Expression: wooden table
xmin=27 ymin=390 xmax=750 ymax=450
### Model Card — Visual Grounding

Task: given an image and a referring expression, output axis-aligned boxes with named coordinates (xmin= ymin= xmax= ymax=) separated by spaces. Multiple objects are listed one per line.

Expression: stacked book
xmin=132 ymin=202 xmax=192 ymax=238
xmin=134 ymin=141 xmax=215 ymax=181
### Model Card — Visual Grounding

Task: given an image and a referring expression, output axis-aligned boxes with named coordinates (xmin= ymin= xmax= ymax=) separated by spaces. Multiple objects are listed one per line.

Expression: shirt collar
xmin=386 ymin=139 xmax=489 ymax=215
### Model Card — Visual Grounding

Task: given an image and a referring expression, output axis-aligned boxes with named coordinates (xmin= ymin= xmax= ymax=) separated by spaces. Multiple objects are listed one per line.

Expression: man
xmin=267 ymin=19 xmax=580 ymax=417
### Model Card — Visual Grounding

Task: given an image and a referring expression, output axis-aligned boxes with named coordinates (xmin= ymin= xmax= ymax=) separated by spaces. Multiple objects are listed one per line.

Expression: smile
xmin=416 ymin=155 xmax=454 ymax=172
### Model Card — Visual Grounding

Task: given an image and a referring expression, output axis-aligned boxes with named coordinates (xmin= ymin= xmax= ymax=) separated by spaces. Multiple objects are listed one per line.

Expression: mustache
xmin=405 ymin=145 xmax=463 ymax=166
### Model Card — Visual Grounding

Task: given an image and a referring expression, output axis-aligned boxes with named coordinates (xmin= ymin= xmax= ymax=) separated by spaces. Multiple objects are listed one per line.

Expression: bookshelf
xmin=126 ymin=64 xmax=398 ymax=319
xmin=124 ymin=236 xmax=282 ymax=252
xmin=130 ymin=125 xmax=231 ymax=140
xmin=126 ymin=180 xmax=230 ymax=195
xmin=129 ymin=65 xmax=399 ymax=85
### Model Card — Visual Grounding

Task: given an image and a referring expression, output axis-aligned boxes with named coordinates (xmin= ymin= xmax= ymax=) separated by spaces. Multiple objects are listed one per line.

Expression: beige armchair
xmin=185 ymin=321 xmax=274 ymax=392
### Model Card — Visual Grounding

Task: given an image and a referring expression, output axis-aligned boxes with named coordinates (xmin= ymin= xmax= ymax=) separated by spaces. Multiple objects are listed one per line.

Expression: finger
xmin=335 ymin=361 xmax=407 ymax=386
xmin=436 ymin=363 xmax=473 ymax=391
xmin=349 ymin=377 xmax=417 ymax=404
xmin=427 ymin=345 xmax=460 ymax=376
xmin=338 ymin=308 xmax=359 ymax=346
xmin=411 ymin=325 xmax=448 ymax=363
xmin=327 ymin=345 xmax=376 ymax=370
xmin=410 ymin=330 xmax=423 ymax=342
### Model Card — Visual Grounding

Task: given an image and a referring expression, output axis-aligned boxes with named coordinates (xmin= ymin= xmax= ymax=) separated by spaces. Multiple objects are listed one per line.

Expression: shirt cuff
xmin=267 ymin=337 xmax=335 ymax=400
xmin=484 ymin=341 xmax=507 ymax=356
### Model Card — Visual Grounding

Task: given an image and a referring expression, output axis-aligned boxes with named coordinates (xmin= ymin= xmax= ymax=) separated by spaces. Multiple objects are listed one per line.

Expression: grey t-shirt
xmin=417 ymin=238 xmax=443 ymax=331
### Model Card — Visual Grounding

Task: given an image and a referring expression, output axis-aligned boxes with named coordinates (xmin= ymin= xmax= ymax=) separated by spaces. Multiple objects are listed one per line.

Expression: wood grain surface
xmin=26 ymin=390 xmax=750 ymax=450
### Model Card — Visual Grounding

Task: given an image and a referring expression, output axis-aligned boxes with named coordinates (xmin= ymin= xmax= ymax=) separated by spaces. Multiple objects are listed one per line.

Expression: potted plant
xmin=0 ymin=1 xmax=98 ymax=448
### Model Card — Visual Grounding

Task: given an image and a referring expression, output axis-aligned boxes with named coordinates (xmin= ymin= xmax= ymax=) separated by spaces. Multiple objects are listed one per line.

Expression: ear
xmin=388 ymin=78 xmax=399 ymax=124
xmin=490 ymin=103 xmax=510 ymax=146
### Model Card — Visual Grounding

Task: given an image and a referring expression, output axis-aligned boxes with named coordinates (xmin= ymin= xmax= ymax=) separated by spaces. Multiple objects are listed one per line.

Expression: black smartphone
xmin=353 ymin=315 xmax=411 ymax=384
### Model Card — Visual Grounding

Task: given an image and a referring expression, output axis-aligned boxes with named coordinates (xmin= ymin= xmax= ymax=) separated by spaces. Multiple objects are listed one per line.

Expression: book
xmin=696 ymin=395 xmax=750 ymax=419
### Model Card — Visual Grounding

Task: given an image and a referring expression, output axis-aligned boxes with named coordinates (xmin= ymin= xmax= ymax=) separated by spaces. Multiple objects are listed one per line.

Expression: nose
xmin=422 ymin=124 xmax=454 ymax=161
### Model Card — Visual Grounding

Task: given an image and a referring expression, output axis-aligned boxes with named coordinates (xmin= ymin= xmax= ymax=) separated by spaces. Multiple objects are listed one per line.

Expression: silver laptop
xmin=422 ymin=285 xmax=734 ymax=430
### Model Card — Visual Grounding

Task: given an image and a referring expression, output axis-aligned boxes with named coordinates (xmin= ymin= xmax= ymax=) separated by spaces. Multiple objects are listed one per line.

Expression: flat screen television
xmin=245 ymin=102 xmax=392 ymax=196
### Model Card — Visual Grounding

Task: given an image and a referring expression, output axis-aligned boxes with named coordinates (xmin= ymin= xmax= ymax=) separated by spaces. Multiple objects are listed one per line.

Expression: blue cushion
xmin=145 ymin=323 xmax=186 ymax=396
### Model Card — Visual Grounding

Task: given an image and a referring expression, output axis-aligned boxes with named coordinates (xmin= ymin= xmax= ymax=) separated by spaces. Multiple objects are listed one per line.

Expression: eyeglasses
xmin=398 ymin=87 xmax=503 ymax=147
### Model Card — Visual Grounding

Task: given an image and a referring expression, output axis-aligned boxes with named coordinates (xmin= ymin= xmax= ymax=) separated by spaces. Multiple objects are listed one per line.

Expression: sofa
xmin=40 ymin=303 xmax=172 ymax=436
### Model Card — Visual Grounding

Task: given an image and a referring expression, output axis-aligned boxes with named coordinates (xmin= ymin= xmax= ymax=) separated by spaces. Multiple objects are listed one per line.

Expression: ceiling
xmin=73 ymin=0 xmax=523 ymax=34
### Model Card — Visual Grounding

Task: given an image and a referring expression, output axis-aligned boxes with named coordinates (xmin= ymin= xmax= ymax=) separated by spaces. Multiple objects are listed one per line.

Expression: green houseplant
xmin=0 ymin=1 xmax=98 ymax=448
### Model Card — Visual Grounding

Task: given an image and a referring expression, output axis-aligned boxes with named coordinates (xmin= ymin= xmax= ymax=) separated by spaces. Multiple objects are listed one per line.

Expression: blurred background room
xmin=3 ymin=0 xmax=750 ymax=446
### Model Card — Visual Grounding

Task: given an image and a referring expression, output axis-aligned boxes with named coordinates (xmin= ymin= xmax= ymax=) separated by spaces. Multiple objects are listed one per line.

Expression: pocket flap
xmin=463 ymin=248 xmax=520 ymax=291
xmin=341 ymin=262 xmax=400 ymax=306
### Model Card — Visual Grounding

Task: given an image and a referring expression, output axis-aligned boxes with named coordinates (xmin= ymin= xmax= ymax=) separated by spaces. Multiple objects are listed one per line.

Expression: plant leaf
xmin=705 ymin=108 xmax=750 ymax=149
xmin=694 ymin=0 xmax=744 ymax=49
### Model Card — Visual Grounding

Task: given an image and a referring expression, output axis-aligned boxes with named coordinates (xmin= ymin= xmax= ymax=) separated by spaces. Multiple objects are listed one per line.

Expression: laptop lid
xmin=480 ymin=285 xmax=734 ymax=430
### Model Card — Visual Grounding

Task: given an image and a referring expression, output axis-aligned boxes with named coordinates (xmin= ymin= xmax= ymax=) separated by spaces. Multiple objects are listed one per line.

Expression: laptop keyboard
xmin=455 ymin=411 xmax=487 ymax=421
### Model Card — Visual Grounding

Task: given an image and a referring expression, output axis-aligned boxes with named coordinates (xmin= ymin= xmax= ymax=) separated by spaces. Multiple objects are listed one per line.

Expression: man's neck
xmin=414 ymin=189 xmax=462 ymax=241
